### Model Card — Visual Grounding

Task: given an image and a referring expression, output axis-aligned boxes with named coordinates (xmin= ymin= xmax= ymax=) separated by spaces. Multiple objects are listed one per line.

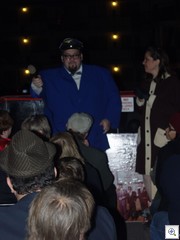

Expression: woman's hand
xmin=165 ymin=124 xmax=177 ymax=140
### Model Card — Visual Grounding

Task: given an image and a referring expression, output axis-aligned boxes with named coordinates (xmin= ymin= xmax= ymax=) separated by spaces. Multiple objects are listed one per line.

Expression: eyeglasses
xmin=63 ymin=54 xmax=81 ymax=60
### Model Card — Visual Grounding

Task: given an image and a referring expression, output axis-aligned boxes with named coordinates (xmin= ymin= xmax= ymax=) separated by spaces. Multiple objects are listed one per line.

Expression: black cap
xmin=59 ymin=38 xmax=84 ymax=52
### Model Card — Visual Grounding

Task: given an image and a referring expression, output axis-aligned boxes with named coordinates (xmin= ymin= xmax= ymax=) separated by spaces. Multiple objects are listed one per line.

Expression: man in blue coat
xmin=30 ymin=38 xmax=122 ymax=151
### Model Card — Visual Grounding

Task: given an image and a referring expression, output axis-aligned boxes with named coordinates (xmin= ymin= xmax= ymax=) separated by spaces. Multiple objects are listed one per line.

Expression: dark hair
xmin=27 ymin=179 xmax=94 ymax=240
xmin=9 ymin=164 xmax=55 ymax=195
xmin=50 ymin=132 xmax=85 ymax=163
xmin=21 ymin=114 xmax=51 ymax=140
xmin=145 ymin=46 xmax=171 ymax=81
xmin=56 ymin=157 xmax=85 ymax=182
xmin=0 ymin=110 xmax=14 ymax=134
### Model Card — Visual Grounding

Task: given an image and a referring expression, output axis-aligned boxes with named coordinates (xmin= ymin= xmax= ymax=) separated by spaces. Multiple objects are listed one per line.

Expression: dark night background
xmin=0 ymin=0 xmax=180 ymax=96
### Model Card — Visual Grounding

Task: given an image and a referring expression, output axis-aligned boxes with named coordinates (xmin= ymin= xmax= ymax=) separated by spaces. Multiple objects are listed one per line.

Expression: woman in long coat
xmin=135 ymin=46 xmax=180 ymax=199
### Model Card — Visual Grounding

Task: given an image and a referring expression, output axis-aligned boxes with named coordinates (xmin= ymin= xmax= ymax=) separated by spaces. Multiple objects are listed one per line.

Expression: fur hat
xmin=169 ymin=112 xmax=180 ymax=134
xmin=0 ymin=130 xmax=56 ymax=178
xmin=67 ymin=113 xmax=93 ymax=134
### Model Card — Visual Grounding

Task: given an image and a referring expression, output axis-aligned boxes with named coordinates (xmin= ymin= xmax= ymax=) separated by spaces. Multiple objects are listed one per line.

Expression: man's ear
xmin=80 ymin=53 xmax=83 ymax=61
xmin=6 ymin=177 xmax=15 ymax=193
xmin=54 ymin=167 xmax=57 ymax=178
xmin=156 ymin=58 xmax=160 ymax=66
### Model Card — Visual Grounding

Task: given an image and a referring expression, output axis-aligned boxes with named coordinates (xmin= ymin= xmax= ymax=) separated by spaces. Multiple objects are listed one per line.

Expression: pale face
xmin=142 ymin=51 xmax=160 ymax=78
xmin=1 ymin=127 xmax=12 ymax=138
xmin=61 ymin=49 xmax=83 ymax=74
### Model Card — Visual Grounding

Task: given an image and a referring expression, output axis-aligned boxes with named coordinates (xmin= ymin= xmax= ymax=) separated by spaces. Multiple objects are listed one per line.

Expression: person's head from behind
xmin=50 ymin=132 xmax=84 ymax=162
xmin=59 ymin=38 xmax=84 ymax=75
xmin=0 ymin=110 xmax=14 ymax=138
xmin=21 ymin=114 xmax=51 ymax=140
xmin=0 ymin=129 xmax=56 ymax=198
xmin=8 ymin=165 xmax=55 ymax=197
xmin=143 ymin=46 xmax=170 ymax=79
xmin=27 ymin=179 xmax=95 ymax=240
xmin=56 ymin=157 xmax=85 ymax=182
xmin=66 ymin=112 xmax=93 ymax=141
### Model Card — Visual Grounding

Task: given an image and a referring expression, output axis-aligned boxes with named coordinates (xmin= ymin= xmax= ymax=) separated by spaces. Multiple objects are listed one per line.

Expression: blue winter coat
xmin=30 ymin=64 xmax=121 ymax=151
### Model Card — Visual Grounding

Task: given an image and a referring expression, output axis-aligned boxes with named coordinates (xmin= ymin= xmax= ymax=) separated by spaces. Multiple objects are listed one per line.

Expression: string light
xmin=21 ymin=7 xmax=29 ymax=13
xmin=112 ymin=66 xmax=121 ymax=73
xmin=24 ymin=69 xmax=30 ymax=75
xmin=111 ymin=1 xmax=119 ymax=7
xmin=111 ymin=34 xmax=119 ymax=40
xmin=21 ymin=37 xmax=30 ymax=45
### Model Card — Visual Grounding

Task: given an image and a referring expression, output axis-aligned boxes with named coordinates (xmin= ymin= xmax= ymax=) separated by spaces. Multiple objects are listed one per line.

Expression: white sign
xmin=121 ymin=97 xmax=134 ymax=112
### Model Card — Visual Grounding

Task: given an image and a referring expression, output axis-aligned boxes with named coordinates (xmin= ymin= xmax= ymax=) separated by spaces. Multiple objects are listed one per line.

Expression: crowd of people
xmin=0 ymin=111 xmax=125 ymax=240
xmin=0 ymin=38 xmax=180 ymax=240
